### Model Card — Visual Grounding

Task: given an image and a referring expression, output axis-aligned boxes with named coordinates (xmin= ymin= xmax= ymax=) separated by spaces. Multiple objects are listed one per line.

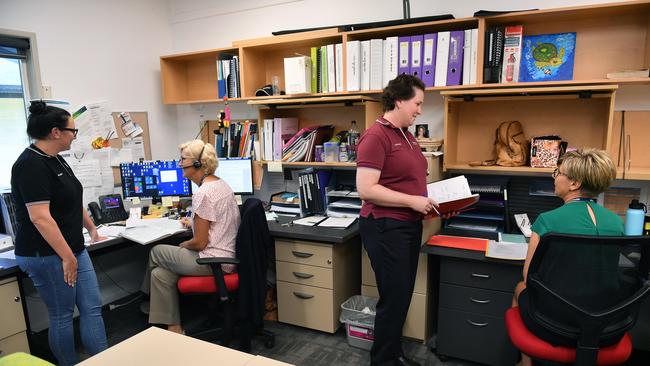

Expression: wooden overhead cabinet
xmin=442 ymin=85 xmax=618 ymax=176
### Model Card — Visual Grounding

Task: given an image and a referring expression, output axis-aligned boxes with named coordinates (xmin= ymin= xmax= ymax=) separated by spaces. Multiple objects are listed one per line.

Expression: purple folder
xmin=421 ymin=33 xmax=437 ymax=87
xmin=398 ymin=36 xmax=411 ymax=75
xmin=447 ymin=31 xmax=465 ymax=86
xmin=409 ymin=35 xmax=424 ymax=79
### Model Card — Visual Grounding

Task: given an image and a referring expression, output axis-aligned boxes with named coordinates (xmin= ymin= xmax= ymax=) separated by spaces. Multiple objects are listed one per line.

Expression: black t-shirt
xmin=11 ymin=145 xmax=84 ymax=256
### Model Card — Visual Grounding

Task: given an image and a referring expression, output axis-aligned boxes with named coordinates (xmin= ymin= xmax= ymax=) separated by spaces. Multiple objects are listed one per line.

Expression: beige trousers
xmin=141 ymin=244 xmax=212 ymax=325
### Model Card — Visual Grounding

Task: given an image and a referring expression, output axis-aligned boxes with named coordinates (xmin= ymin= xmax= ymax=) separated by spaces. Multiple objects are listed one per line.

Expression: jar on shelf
xmin=339 ymin=143 xmax=349 ymax=162
xmin=314 ymin=145 xmax=324 ymax=162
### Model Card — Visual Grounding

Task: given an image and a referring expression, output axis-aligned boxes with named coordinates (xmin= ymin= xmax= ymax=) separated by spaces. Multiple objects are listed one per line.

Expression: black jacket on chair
xmin=236 ymin=198 xmax=273 ymax=331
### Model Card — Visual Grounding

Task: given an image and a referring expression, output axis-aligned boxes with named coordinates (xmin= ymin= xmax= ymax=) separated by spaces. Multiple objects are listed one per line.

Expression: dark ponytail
xmin=26 ymin=100 xmax=71 ymax=140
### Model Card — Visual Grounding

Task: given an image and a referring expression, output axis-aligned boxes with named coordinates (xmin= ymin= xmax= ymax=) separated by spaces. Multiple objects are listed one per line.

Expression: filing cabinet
xmin=436 ymin=257 xmax=520 ymax=366
xmin=0 ymin=277 xmax=30 ymax=356
xmin=276 ymin=238 xmax=359 ymax=333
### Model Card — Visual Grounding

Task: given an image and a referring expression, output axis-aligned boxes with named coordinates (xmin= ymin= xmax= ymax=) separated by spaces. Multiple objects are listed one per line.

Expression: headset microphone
xmin=192 ymin=144 xmax=205 ymax=169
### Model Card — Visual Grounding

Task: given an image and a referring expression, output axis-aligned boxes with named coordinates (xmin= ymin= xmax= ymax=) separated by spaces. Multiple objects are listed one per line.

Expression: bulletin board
xmin=109 ymin=111 xmax=152 ymax=185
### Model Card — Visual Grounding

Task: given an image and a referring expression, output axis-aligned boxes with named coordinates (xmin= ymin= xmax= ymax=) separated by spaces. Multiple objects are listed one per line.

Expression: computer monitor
xmin=120 ymin=160 xmax=192 ymax=199
xmin=215 ymin=157 xmax=254 ymax=195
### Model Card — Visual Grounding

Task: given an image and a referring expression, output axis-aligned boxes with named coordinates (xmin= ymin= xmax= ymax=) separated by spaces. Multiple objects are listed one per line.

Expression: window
xmin=0 ymin=34 xmax=36 ymax=189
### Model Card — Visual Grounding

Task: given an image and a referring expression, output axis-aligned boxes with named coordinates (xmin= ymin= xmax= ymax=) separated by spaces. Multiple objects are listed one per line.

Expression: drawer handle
xmin=291 ymin=251 xmax=313 ymax=258
xmin=292 ymin=272 xmax=314 ymax=279
xmin=293 ymin=291 xmax=314 ymax=300
xmin=14 ymin=296 xmax=20 ymax=302
xmin=466 ymin=319 xmax=488 ymax=327
xmin=471 ymin=273 xmax=490 ymax=279
xmin=470 ymin=297 xmax=491 ymax=304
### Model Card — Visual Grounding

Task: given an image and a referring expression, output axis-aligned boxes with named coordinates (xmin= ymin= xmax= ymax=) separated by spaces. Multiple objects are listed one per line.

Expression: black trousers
xmin=360 ymin=215 xmax=422 ymax=366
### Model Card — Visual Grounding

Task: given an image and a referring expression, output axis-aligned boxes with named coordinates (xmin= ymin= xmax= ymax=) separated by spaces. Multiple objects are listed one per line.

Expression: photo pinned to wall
xmin=415 ymin=124 xmax=429 ymax=139
xmin=520 ymin=32 xmax=576 ymax=82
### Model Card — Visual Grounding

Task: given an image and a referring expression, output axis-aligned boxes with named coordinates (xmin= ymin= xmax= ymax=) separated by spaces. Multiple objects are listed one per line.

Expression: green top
xmin=532 ymin=201 xmax=624 ymax=237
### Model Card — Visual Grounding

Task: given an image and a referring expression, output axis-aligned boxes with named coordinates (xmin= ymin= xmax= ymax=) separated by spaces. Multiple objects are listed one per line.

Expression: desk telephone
xmin=88 ymin=194 xmax=129 ymax=224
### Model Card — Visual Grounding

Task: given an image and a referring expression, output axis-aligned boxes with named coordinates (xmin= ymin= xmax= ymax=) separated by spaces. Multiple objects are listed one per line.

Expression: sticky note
xmin=129 ymin=207 xmax=141 ymax=220
xmin=131 ymin=197 xmax=141 ymax=205
xmin=267 ymin=161 xmax=283 ymax=172
xmin=161 ymin=196 xmax=173 ymax=207
xmin=171 ymin=196 xmax=180 ymax=202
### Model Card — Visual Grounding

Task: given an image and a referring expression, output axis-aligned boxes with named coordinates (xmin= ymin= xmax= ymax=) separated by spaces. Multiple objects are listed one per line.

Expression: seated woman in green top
xmin=512 ymin=148 xmax=623 ymax=366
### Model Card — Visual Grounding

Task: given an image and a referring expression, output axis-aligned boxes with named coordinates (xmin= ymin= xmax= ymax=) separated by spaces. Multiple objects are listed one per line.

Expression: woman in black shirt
xmin=11 ymin=101 xmax=108 ymax=365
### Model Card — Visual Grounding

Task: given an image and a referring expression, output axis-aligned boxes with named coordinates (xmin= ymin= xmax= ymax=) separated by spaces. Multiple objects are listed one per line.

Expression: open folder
xmin=427 ymin=175 xmax=479 ymax=215
xmin=120 ymin=218 xmax=187 ymax=245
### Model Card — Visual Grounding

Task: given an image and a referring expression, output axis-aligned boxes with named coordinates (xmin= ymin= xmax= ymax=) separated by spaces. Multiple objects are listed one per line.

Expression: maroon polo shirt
xmin=357 ymin=117 xmax=427 ymax=221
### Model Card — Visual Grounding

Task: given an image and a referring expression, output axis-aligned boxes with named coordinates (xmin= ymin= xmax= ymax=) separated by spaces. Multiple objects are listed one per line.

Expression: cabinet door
xmin=0 ymin=280 xmax=26 ymax=340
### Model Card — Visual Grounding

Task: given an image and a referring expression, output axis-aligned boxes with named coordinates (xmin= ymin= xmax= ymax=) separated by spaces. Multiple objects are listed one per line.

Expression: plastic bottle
xmin=339 ymin=143 xmax=349 ymax=162
xmin=505 ymin=53 xmax=516 ymax=82
xmin=347 ymin=120 xmax=360 ymax=161
xmin=624 ymin=199 xmax=647 ymax=236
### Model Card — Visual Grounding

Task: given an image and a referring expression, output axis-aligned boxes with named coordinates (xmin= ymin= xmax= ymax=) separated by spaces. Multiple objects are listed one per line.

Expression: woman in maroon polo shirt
xmin=356 ymin=74 xmax=438 ymax=366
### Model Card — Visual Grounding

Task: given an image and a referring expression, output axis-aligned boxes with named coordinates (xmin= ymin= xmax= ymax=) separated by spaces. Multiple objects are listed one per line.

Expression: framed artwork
xmin=519 ymin=32 xmax=576 ymax=82
xmin=415 ymin=124 xmax=429 ymax=139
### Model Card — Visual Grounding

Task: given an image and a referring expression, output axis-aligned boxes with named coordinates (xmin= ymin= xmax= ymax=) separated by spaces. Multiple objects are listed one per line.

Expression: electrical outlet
xmin=41 ymin=85 xmax=52 ymax=99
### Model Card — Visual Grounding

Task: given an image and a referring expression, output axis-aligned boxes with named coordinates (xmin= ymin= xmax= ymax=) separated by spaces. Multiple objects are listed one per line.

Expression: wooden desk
xmin=421 ymin=244 xmax=522 ymax=366
xmin=78 ymin=327 xmax=291 ymax=365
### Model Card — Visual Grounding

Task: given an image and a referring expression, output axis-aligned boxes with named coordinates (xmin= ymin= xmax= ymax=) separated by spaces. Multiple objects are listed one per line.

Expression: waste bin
xmin=339 ymin=295 xmax=377 ymax=350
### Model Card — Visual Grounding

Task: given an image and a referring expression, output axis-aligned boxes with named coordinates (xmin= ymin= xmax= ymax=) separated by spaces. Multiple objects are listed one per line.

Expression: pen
xmin=431 ymin=205 xmax=441 ymax=217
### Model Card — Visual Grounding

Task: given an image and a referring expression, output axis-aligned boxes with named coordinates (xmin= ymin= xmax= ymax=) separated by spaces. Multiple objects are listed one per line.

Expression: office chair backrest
xmin=235 ymin=198 xmax=272 ymax=328
xmin=525 ymin=233 xmax=650 ymax=349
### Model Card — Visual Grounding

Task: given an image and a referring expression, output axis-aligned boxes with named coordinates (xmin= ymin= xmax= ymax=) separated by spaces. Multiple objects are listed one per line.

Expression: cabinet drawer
xmin=437 ymin=308 xmax=518 ymax=366
xmin=276 ymin=240 xmax=333 ymax=268
xmin=277 ymin=281 xmax=337 ymax=333
xmin=0 ymin=280 xmax=26 ymax=340
xmin=0 ymin=331 xmax=30 ymax=356
xmin=439 ymin=283 xmax=513 ymax=318
xmin=277 ymin=262 xmax=333 ymax=289
xmin=440 ymin=257 xmax=521 ymax=292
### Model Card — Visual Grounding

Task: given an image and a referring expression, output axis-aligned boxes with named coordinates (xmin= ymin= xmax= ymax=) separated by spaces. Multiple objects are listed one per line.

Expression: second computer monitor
xmin=120 ymin=160 xmax=192 ymax=199
xmin=215 ymin=158 xmax=254 ymax=195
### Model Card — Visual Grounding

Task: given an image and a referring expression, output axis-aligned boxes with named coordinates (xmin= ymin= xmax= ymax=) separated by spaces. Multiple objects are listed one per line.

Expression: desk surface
xmin=268 ymin=221 xmax=359 ymax=244
xmin=421 ymin=243 xmax=524 ymax=266
xmin=78 ymin=327 xmax=291 ymax=366
xmin=0 ymin=230 xmax=192 ymax=279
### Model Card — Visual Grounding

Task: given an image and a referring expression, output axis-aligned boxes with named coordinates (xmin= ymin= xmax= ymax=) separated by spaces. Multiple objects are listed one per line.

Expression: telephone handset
xmin=88 ymin=194 xmax=129 ymax=225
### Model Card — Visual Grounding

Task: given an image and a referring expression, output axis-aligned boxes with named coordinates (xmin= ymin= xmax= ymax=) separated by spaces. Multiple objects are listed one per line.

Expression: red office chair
xmin=177 ymin=198 xmax=275 ymax=351
xmin=505 ymin=234 xmax=650 ymax=366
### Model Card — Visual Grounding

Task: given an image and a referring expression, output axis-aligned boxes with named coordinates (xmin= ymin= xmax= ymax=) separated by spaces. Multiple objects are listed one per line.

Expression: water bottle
xmin=624 ymin=199 xmax=647 ymax=236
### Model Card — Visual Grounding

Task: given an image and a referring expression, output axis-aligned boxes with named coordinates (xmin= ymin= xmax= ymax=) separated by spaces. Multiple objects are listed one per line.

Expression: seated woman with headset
xmin=140 ymin=139 xmax=240 ymax=334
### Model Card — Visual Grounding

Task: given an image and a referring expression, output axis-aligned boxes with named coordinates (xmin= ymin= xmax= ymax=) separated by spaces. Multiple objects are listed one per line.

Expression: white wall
xmin=0 ymin=0 xmax=178 ymax=159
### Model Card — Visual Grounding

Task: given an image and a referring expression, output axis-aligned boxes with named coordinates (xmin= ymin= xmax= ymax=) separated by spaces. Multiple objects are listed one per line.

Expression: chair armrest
xmin=196 ymin=257 xmax=240 ymax=265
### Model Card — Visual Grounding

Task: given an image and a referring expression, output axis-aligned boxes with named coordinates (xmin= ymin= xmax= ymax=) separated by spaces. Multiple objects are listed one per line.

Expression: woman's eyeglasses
xmin=59 ymin=127 xmax=79 ymax=137
xmin=552 ymin=168 xmax=566 ymax=179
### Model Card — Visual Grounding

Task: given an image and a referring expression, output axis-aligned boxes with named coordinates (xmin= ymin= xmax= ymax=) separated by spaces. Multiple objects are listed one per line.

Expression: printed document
xmin=427 ymin=175 xmax=480 ymax=214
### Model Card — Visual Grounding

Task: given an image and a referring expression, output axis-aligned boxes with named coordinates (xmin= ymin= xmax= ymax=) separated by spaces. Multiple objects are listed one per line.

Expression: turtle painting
xmin=520 ymin=32 xmax=576 ymax=82
xmin=532 ymin=42 xmax=566 ymax=68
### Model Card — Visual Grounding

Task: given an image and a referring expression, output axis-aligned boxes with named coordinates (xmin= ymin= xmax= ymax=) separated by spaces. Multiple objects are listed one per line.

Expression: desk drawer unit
xmin=0 ymin=277 xmax=29 ymax=355
xmin=276 ymin=238 xmax=359 ymax=333
xmin=436 ymin=257 xmax=519 ymax=366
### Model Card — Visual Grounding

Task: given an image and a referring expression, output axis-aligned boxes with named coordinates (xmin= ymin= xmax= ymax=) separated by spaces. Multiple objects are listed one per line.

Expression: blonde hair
xmin=178 ymin=139 xmax=218 ymax=175
xmin=558 ymin=148 xmax=616 ymax=197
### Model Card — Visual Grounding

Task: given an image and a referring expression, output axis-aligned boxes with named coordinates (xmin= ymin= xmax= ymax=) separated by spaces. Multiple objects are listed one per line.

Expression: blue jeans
xmin=16 ymin=249 xmax=107 ymax=366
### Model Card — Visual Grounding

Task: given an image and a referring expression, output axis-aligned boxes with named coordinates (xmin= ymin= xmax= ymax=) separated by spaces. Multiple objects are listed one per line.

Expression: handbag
xmin=495 ymin=121 xmax=528 ymax=167
xmin=530 ymin=136 xmax=562 ymax=168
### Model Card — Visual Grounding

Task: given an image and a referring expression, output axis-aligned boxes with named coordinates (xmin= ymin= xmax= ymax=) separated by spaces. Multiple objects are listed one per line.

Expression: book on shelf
xmin=421 ymin=33 xmax=437 ymax=87
xmin=606 ymin=69 xmax=650 ymax=79
xmin=500 ymin=25 xmax=523 ymax=83
xmin=427 ymin=175 xmax=480 ymax=215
